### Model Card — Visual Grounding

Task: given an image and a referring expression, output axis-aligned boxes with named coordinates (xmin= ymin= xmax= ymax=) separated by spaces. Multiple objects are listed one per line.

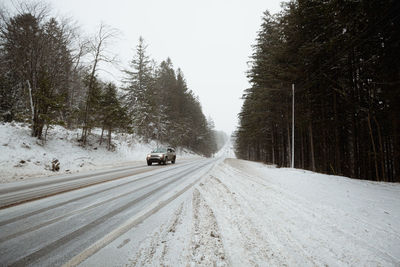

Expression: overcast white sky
xmin=10 ymin=0 xmax=284 ymax=134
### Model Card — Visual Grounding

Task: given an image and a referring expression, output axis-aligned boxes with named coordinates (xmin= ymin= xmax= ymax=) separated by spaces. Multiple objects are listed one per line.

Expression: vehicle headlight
xmin=147 ymin=154 xmax=151 ymax=158
xmin=159 ymin=154 xmax=164 ymax=158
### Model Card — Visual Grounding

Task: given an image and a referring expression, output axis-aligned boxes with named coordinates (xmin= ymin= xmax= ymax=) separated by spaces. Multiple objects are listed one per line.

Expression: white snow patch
xmin=0 ymin=122 xmax=200 ymax=183
xmin=199 ymin=159 xmax=400 ymax=266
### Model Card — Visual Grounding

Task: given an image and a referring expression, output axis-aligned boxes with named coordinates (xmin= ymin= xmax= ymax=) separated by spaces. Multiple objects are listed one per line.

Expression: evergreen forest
xmin=235 ymin=0 xmax=400 ymax=182
xmin=0 ymin=3 xmax=222 ymax=157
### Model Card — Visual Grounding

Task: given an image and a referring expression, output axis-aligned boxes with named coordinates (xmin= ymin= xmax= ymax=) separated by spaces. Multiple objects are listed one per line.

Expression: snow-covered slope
xmin=0 ymin=122 xmax=200 ymax=183
xmin=199 ymin=159 xmax=400 ymax=266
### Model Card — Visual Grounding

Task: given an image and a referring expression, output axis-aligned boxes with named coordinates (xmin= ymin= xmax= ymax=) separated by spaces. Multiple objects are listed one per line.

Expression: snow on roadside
xmin=80 ymin=170 xmax=229 ymax=267
xmin=198 ymin=159 xmax=400 ymax=266
xmin=0 ymin=122 xmax=200 ymax=183
xmin=78 ymin=154 xmax=400 ymax=266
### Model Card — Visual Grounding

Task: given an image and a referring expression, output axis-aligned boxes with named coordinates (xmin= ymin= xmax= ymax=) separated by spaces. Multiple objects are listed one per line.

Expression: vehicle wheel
xmin=147 ymin=161 xmax=152 ymax=166
xmin=172 ymin=157 xmax=176 ymax=164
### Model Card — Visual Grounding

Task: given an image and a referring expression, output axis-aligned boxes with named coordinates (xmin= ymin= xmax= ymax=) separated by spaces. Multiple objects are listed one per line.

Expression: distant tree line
xmin=0 ymin=2 xmax=222 ymax=156
xmin=122 ymin=38 xmax=222 ymax=156
xmin=235 ymin=0 xmax=400 ymax=182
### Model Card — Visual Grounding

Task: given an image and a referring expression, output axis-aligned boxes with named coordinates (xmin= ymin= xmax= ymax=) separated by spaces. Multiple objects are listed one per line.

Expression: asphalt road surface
xmin=0 ymin=158 xmax=217 ymax=266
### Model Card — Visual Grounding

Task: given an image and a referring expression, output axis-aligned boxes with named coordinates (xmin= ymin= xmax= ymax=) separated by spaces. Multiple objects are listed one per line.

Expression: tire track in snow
xmin=189 ymin=188 xmax=227 ymax=266
xmin=66 ymin=159 xmax=218 ymax=267
xmin=0 ymin=173 xmax=188 ymax=244
xmin=227 ymin=159 xmax=400 ymax=240
xmin=215 ymin=166 xmax=330 ymax=266
xmin=226 ymin=161 xmax=400 ymax=263
xmin=223 ymin=159 xmax=400 ymax=266
xmin=201 ymin=175 xmax=292 ymax=266
xmin=0 ymin=160 xmax=198 ymax=227
xmin=128 ymin=203 xmax=185 ymax=266
xmin=0 ymin=161 xmax=206 ymax=245
xmin=222 ymin=163 xmax=368 ymax=266
xmin=4 ymin=161 xmax=211 ymax=266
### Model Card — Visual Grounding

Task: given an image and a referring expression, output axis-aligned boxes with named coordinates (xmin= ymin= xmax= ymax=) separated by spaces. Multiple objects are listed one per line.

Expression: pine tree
xmin=236 ymin=0 xmax=400 ymax=182
xmin=0 ymin=11 xmax=74 ymax=139
xmin=123 ymin=37 xmax=157 ymax=140
xmin=154 ymin=58 xmax=176 ymax=143
xmin=100 ymin=82 xmax=128 ymax=150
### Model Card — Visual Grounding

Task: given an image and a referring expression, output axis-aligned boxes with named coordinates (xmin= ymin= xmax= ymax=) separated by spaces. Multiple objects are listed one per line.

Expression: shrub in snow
xmin=52 ymin=159 xmax=60 ymax=172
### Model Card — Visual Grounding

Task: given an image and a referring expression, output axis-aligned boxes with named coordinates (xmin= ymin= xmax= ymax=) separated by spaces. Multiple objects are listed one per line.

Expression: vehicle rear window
xmin=151 ymin=148 xmax=167 ymax=153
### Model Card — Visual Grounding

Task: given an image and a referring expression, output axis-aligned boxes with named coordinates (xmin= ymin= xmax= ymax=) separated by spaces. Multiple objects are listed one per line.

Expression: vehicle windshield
xmin=151 ymin=148 xmax=167 ymax=153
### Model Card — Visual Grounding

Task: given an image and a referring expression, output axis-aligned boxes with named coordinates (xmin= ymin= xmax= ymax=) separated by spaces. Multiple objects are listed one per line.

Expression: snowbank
xmin=198 ymin=159 xmax=400 ymax=266
xmin=0 ymin=122 xmax=200 ymax=183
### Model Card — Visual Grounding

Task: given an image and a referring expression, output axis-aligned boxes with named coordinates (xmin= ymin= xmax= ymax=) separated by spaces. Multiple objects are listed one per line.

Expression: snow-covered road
xmin=1 ymin=156 xmax=399 ymax=266
xmin=0 ymin=158 xmax=218 ymax=266
xmin=82 ymin=158 xmax=400 ymax=267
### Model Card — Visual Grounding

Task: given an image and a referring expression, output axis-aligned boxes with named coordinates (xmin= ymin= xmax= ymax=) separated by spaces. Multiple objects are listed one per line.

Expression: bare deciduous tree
xmin=81 ymin=22 xmax=119 ymax=145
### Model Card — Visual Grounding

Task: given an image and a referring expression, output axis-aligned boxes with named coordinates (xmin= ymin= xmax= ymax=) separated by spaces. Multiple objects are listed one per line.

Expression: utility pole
xmin=291 ymin=83 xmax=295 ymax=168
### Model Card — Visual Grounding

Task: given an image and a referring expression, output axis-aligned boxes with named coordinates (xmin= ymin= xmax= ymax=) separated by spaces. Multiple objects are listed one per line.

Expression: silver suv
xmin=146 ymin=147 xmax=176 ymax=166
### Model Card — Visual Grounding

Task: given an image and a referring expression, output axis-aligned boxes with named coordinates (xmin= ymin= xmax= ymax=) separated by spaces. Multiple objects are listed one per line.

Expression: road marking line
xmin=63 ymin=162 xmax=215 ymax=267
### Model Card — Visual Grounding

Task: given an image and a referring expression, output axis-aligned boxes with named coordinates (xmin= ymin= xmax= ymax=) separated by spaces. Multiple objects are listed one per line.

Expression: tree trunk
xmin=107 ymin=128 xmax=112 ymax=150
xmin=287 ymin=121 xmax=291 ymax=167
xmin=353 ymin=115 xmax=360 ymax=179
xmin=391 ymin=115 xmax=399 ymax=182
xmin=309 ymin=121 xmax=316 ymax=172
xmin=100 ymin=127 xmax=104 ymax=145
xmin=27 ymin=80 xmax=35 ymax=133
xmin=44 ymin=124 xmax=50 ymax=142
xmin=81 ymin=25 xmax=108 ymax=146
xmin=385 ymin=135 xmax=393 ymax=182
xmin=367 ymin=112 xmax=379 ymax=181
xmin=333 ymin=92 xmax=341 ymax=175
xmin=300 ymin=126 xmax=305 ymax=169
xmin=271 ymin=124 xmax=275 ymax=165
xmin=373 ymin=116 xmax=385 ymax=181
